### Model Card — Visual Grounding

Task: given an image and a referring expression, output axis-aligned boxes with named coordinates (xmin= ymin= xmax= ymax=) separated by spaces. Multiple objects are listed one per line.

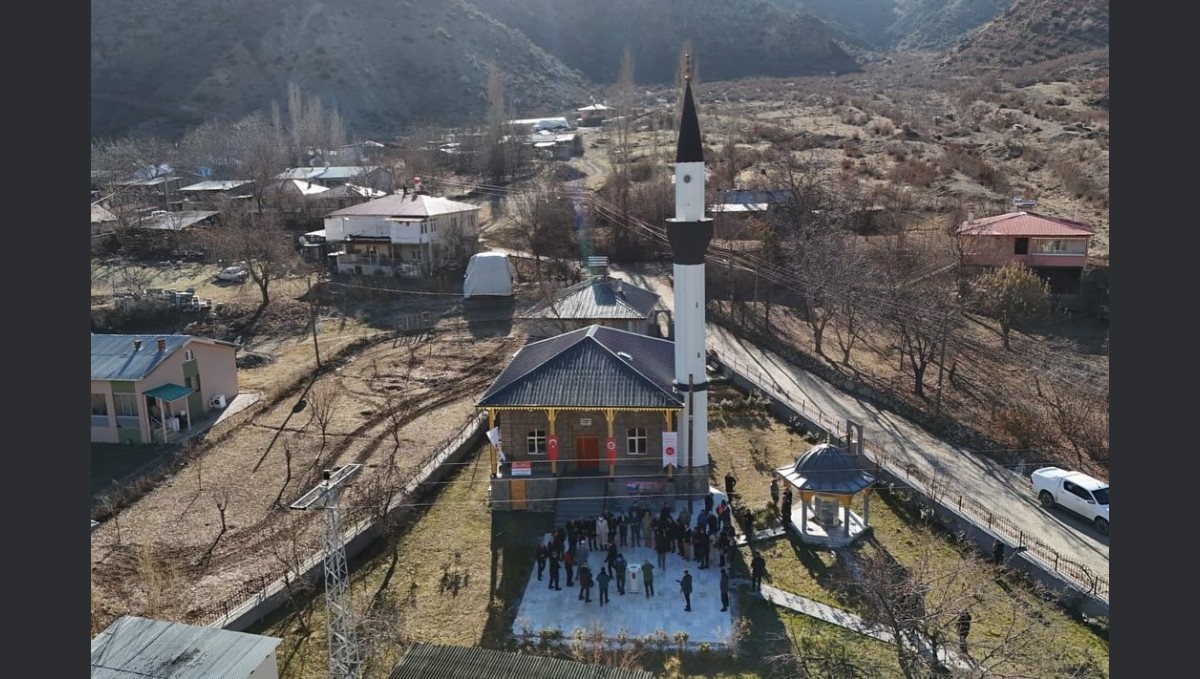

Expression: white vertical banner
xmin=662 ymin=431 xmax=678 ymax=469
xmin=487 ymin=426 xmax=506 ymax=462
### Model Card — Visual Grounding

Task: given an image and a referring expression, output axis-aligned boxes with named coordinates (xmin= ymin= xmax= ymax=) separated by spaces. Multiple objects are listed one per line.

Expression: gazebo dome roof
xmin=776 ymin=443 xmax=874 ymax=495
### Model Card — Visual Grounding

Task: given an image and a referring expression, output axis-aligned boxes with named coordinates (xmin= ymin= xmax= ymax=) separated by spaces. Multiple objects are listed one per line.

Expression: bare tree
xmin=307 ymin=383 xmax=341 ymax=453
xmin=509 ymin=170 xmax=577 ymax=276
xmin=969 ymin=264 xmax=1051 ymax=351
xmin=201 ymin=197 xmax=305 ymax=324
xmin=843 ymin=534 xmax=1088 ymax=678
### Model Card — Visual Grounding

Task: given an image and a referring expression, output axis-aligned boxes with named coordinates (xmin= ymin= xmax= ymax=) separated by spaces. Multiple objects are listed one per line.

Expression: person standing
xmin=957 ymin=610 xmax=973 ymax=652
xmin=596 ymin=514 xmax=609 ymax=549
xmin=716 ymin=528 xmax=731 ymax=568
xmin=614 ymin=553 xmax=628 ymax=595
xmin=642 ymin=510 xmax=654 ymax=548
xmin=605 ymin=542 xmax=619 ymax=577
xmin=750 ymin=551 xmax=766 ymax=591
xmin=595 ymin=566 xmax=609 ymax=606
xmin=641 ymin=557 xmax=655 ymax=597
xmin=578 ymin=565 xmax=594 ymax=604
xmin=656 ymin=525 xmax=670 ymax=571
xmin=629 ymin=507 xmax=642 ymax=547
xmin=719 ymin=568 xmax=730 ymax=612
xmin=992 ymin=539 xmax=1005 ymax=566
xmin=678 ymin=569 xmax=693 ymax=611
xmin=536 ymin=541 xmax=547 ymax=581
xmin=575 ymin=540 xmax=590 ymax=572
xmin=706 ymin=510 xmax=719 ymax=538
xmin=587 ymin=516 xmax=598 ymax=550
xmin=705 ymin=492 xmax=714 ymax=514
xmin=725 ymin=470 xmax=737 ymax=498
xmin=607 ymin=512 xmax=618 ymax=546
xmin=741 ymin=508 xmax=754 ymax=545
xmin=681 ymin=524 xmax=693 ymax=561
xmin=718 ymin=500 xmax=732 ymax=531
xmin=617 ymin=512 xmax=628 ymax=547
xmin=564 ymin=548 xmax=575 ymax=587
xmin=770 ymin=477 xmax=780 ymax=512
xmin=781 ymin=488 xmax=793 ymax=526
xmin=548 ymin=549 xmax=561 ymax=590
xmin=694 ymin=528 xmax=709 ymax=569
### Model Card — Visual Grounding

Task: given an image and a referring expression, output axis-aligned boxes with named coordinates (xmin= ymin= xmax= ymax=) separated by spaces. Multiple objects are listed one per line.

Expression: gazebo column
xmin=800 ymin=490 xmax=811 ymax=535
xmin=547 ymin=408 xmax=558 ymax=476
xmin=158 ymin=397 xmax=168 ymax=442
xmin=842 ymin=495 xmax=852 ymax=537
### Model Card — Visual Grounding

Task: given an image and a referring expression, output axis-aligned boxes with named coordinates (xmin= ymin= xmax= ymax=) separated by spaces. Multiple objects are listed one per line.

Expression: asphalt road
xmin=609 ymin=264 xmax=1110 ymax=592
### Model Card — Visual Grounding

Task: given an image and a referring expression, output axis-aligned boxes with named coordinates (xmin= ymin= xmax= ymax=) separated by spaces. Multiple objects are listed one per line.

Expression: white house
xmin=324 ymin=187 xmax=482 ymax=277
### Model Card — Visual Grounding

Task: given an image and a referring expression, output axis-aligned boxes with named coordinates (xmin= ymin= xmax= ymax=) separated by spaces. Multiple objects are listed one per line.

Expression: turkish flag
xmin=605 ymin=436 xmax=617 ymax=464
xmin=662 ymin=431 xmax=678 ymax=469
xmin=548 ymin=435 xmax=559 ymax=461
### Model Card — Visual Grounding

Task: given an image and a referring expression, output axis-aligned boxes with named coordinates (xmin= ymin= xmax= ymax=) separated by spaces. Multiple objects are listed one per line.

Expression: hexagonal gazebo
xmin=775 ymin=443 xmax=875 ymax=547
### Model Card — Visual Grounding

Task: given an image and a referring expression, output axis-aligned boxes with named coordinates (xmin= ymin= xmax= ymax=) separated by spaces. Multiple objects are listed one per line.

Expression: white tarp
xmin=463 ymin=252 xmax=514 ymax=298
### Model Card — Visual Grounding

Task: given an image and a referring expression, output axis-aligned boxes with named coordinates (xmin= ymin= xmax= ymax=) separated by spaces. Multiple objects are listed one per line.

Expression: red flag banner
xmin=662 ymin=431 xmax=678 ymax=469
xmin=605 ymin=436 xmax=617 ymax=464
xmin=548 ymin=434 xmax=559 ymax=462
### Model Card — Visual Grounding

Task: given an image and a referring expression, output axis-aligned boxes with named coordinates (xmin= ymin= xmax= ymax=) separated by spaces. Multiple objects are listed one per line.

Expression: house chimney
xmin=157 ymin=338 xmax=167 ymax=352
xmin=133 ymin=339 xmax=142 ymax=351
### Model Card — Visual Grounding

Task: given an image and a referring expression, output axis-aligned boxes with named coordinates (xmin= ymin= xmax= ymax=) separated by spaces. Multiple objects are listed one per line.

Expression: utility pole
xmin=290 ymin=464 xmax=362 ymax=679
xmin=307 ymin=275 xmax=322 ymax=369
xmin=935 ymin=309 xmax=948 ymax=417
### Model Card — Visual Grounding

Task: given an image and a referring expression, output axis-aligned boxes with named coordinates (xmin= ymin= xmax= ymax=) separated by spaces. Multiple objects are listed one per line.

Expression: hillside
xmin=773 ymin=0 xmax=1008 ymax=51
xmin=414 ymin=0 xmax=859 ymax=84
xmin=91 ymin=0 xmax=588 ymax=140
xmin=941 ymin=0 xmax=1109 ymax=69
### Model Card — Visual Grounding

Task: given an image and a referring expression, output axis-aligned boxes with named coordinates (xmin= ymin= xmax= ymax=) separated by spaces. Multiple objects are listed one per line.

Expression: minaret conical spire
xmin=676 ymin=57 xmax=704 ymax=164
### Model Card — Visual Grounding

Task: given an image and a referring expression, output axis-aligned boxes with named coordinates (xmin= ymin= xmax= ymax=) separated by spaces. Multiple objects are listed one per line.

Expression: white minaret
xmin=667 ymin=56 xmax=714 ymax=493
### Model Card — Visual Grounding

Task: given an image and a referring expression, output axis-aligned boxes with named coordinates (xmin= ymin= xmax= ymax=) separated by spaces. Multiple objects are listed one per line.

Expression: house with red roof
xmin=955 ymin=211 xmax=1095 ymax=293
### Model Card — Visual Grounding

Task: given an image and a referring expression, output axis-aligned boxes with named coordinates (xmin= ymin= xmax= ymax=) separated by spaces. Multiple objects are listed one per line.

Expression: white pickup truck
xmin=1030 ymin=467 xmax=1109 ymax=535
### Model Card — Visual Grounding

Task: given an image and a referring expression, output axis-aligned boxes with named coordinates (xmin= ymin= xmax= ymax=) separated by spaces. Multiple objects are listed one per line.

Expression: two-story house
xmin=956 ymin=211 xmax=1095 ymax=293
xmin=91 ymin=334 xmax=238 ymax=444
xmin=324 ymin=187 xmax=481 ymax=277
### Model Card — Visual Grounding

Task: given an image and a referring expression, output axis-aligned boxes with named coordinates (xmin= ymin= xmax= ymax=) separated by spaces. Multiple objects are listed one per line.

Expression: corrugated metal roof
xmin=477 ymin=325 xmax=681 ymax=409
xmin=388 ymin=643 xmax=654 ymax=679
xmin=776 ymin=443 xmax=873 ymax=494
xmin=92 ymin=334 xmax=233 ymax=381
xmin=139 ymin=211 xmax=219 ymax=231
xmin=520 ymin=276 xmax=660 ymax=321
xmin=329 ymin=193 xmax=480 ymax=218
xmin=956 ymin=211 xmax=1096 ymax=237
xmin=275 ymin=166 xmax=382 ymax=181
xmin=144 ymin=383 xmax=193 ymax=401
xmin=91 ymin=615 xmax=280 ymax=679
xmin=179 ymin=180 xmax=253 ymax=192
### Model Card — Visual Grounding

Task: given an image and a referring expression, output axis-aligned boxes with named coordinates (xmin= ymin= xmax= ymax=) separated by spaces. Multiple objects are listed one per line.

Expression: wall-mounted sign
xmin=512 ymin=461 xmax=532 ymax=477
xmin=580 ymin=418 xmax=592 ymax=426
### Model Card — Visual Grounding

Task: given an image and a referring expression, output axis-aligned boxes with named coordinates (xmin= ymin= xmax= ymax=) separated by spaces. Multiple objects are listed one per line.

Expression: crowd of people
xmin=533 ymin=493 xmax=745 ymax=613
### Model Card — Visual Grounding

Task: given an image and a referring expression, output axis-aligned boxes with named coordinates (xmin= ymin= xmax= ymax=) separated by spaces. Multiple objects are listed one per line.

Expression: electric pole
xmin=290 ymin=464 xmax=362 ymax=679
xmin=307 ymin=275 xmax=322 ymax=369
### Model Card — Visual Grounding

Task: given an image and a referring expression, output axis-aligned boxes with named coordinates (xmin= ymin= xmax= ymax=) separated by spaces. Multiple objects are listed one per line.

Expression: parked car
xmin=215 ymin=264 xmax=249 ymax=283
xmin=1030 ymin=466 xmax=1109 ymax=535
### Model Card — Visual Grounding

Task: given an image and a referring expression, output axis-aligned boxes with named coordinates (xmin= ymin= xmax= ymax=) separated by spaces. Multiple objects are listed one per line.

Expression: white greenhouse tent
xmin=463 ymin=252 xmax=515 ymax=298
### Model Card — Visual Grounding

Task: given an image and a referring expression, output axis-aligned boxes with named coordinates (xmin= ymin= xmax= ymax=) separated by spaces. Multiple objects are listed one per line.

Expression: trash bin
xmin=628 ymin=564 xmax=640 ymax=594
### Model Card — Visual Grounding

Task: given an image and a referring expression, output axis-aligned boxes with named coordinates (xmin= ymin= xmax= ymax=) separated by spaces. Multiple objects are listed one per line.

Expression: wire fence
xmin=714 ymin=350 xmax=1109 ymax=603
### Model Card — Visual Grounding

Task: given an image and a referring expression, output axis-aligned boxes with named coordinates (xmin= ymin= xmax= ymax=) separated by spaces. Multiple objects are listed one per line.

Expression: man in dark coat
xmin=770 ymin=477 xmax=780 ymax=511
xmin=614 ymin=553 xmax=628 ymax=595
xmin=548 ymin=549 xmax=561 ymax=590
xmin=750 ymin=550 xmax=766 ymax=590
xmin=578 ymin=565 xmax=594 ymax=603
xmin=781 ymin=488 xmax=793 ymax=525
xmin=587 ymin=516 xmax=598 ymax=550
xmin=704 ymin=492 xmax=714 ymax=514
xmin=719 ymin=568 xmax=730 ymax=612
xmin=564 ymin=548 xmax=575 ymax=587
xmin=695 ymin=528 xmax=710 ymax=569
xmin=605 ymin=542 xmax=619 ymax=577
xmin=957 ymin=610 xmax=973 ymax=652
xmin=617 ymin=513 xmax=628 ymax=547
xmin=535 ymin=541 xmax=547 ymax=581
xmin=725 ymin=471 xmax=737 ymax=498
xmin=678 ymin=569 xmax=693 ymax=611
xmin=741 ymin=508 xmax=755 ymax=545
xmin=716 ymin=529 xmax=731 ymax=568
xmin=595 ymin=566 xmax=609 ymax=606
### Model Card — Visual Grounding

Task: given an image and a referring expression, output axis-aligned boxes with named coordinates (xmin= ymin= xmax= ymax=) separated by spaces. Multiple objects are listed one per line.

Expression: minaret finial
xmin=685 ymin=53 xmax=692 ymax=83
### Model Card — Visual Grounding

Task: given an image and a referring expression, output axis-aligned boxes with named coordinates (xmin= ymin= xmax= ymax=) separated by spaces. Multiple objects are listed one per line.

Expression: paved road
xmin=608 ymin=264 xmax=1109 ymax=591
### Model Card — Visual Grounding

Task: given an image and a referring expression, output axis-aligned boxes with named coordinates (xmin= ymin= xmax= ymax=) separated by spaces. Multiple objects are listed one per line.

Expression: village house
xmin=576 ymin=103 xmax=613 ymax=127
xmin=178 ymin=179 xmax=255 ymax=210
xmin=956 ymin=211 xmax=1096 ymax=293
xmin=275 ymin=165 xmax=395 ymax=192
xmin=112 ymin=175 xmax=186 ymax=212
xmin=709 ymin=188 xmax=791 ymax=239
xmin=323 ymin=182 xmax=481 ymax=277
xmin=91 ymin=333 xmax=238 ymax=444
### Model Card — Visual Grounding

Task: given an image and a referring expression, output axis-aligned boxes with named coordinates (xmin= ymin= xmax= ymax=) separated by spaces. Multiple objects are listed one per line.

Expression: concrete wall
xmin=490 ymin=477 xmax=558 ymax=512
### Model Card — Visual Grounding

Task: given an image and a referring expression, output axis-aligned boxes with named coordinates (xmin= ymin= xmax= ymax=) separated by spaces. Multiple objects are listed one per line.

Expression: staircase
xmin=553 ymin=478 xmax=608 ymax=526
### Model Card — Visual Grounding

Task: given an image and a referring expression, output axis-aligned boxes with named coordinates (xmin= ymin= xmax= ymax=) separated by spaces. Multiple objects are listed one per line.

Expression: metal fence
xmin=714 ymin=350 xmax=1109 ymax=603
